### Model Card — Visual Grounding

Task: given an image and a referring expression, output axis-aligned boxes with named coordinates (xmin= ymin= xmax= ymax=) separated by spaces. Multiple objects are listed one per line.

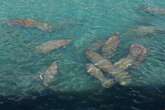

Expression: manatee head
xmin=129 ymin=44 xmax=147 ymax=58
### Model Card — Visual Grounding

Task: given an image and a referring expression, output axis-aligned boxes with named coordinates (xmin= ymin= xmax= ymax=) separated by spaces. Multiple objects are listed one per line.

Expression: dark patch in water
xmin=0 ymin=86 xmax=165 ymax=110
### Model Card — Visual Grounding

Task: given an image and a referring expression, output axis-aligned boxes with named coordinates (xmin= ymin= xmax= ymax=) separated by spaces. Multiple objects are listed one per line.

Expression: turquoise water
xmin=0 ymin=0 xmax=165 ymax=109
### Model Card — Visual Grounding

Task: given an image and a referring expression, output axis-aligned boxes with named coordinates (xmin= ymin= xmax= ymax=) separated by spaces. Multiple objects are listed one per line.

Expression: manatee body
xmin=86 ymin=49 xmax=113 ymax=73
xmin=114 ymin=44 xmax=148 ymax=72
xmin=6 ymin=19 xmax=53 ymax=32
xmin=112 ymin=44 xmax=148 ymax=85
xmin=127 ymin=26 xmax=165 ymax=37
xmin=40 ymin=61 xmax=58 ymax=87
xmin=102 ymin=33 xmax=120 ymax=58
xmin=35 ymin=39 xmax=71 ymax=54
xmin=86 ymin=64 xmax=115 ymax=88
xmin=143 ymin=7 xmax=165 ymax=15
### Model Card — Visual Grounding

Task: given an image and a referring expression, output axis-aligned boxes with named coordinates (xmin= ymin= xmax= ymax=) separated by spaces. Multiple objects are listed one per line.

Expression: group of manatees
xmin=85 ymin=34 xmax=148 ymax=88
xmin=85 ymin=5 xmax=165 ymax=88
xmin=3 ymin=8 xmax=164 ymax=90
xmin=126 ymin=6 xmax=165 ymax=37
xmin=3 ymin=18 xmax=72 ymax=87
xmin=35 ymin=40 xmax=72 ymax=87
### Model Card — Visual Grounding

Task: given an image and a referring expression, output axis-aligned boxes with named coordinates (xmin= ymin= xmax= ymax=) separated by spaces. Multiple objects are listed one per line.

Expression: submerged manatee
xmin=35 ymin=39 xmax=71 ymax=54
xmin=143 ymin=7 xmax=165 ymax=15
xmin=6 ymin=19 xmax=53 ymax=32
xmin=39 ymin=61 xmax=58 ymax=87
xmin=112 ymin=44 xmax=148 ymax=85
xmin=114 ymin=44 xmax=148 ymax=71
xmin=86 ymin=64 xmax=115 ymax=88
xmin=102 ymin=33 xmax=120 ymax=58
xmin=86 ymin=49 xmax=113 ymax=72
xmin=127 ymin=26 xmax=165 ymax=37
xmin=129 ymin=44 xmax=148 ymax=66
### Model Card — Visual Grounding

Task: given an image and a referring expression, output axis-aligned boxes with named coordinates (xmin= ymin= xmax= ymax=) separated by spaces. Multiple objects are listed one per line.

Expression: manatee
xmin=114 ymin=44 xmax=148 ymax=71
xmin=110 ymin=71 xmax=131 ymax=86
xmin=6 ymin=19 xmax=53 ymax=32
xmin=126 ymin=26 xmax=165 ymax=37
xmin=143 ymin=7 xmax=165 ymax=15
xmin=86 ymin=49 xmax=113 ymax=73
xmin=86 ymin=49 xmax=131 ymax=86
xmin=129 ymin=44 xmax=148 ymax=66
xmin=86 ymin=64 xmax=115 ymax=88
xmin=111 ymin=44 xmax=148 ymax=85
xmin=35 ymin=39 xmax=71 ymax=54
xmin=101 ymin=33 xmax=120 ymax=58
xmin=39 ymin=61 xmax=58 ymax=87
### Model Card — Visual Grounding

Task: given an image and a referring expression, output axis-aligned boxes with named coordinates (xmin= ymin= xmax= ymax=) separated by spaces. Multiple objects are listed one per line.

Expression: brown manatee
xmin=112 ymin=44 xmax=148 ymax=85
xmin=6 ymin=19 xmax=53 ymax=32
xmin=143 ymin=7 xmax=165 ymax=15
xmin=126 ymin=26 xmax=165 ymax=37
xmin=39 ymin=61 xmax=58 ymax=87
xmin=114 ymin=44 xmax=148 ymax=71
xmin=86 ymin=64 xmax=115 ymax=88
xmin=35 ymin=39 xmax=71 ymax=54
xmin=101 ymin=33 xmax=120 ymax=58
xmin=86 ymin=49 xmax=113 ymax=73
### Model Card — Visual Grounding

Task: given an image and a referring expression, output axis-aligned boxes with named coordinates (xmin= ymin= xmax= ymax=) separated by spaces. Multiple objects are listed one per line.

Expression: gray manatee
xmin=6 ymin=19 xmax=53 ymax=32
xmin=143 ymin=7 xmax=165 ymax=15
xmin=101 ymin=33 xmax=120 ymax=59
xmin=86 ymin=49 xmax=113 ymax=73
xmin=112 ymin=44 xmax=148 ymax=85
xmin=114 ymin=44 xmax=148 ymax=71
xmin=126 ymin=26 xmax=165 ymax=37
xmin=35 ymin=39 xmax=71 ymax=54
xmin=39 ymin=61 xmax=58 ymax=87
xmin=86 ymin=64 xmax=115 ymax=88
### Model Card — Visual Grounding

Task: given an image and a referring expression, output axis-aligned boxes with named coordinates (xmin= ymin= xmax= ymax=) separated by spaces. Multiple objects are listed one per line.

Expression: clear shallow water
xmin=0 ymin=0 xmax=165 ymax=110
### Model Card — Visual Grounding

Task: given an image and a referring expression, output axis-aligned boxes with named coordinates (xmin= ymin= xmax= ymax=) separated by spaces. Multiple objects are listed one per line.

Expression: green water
xmin=0 ymin=0 xmax=165 ymax=97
